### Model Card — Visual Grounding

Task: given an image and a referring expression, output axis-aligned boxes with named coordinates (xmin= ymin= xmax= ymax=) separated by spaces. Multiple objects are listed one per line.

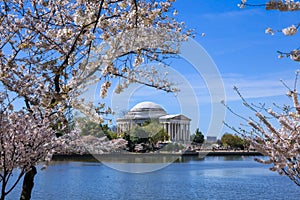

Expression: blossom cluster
xmin=0 ymin=108 xmax=55 ymax=173
xmin=265 ymin=25 xmax=298 ymax=36
xmin=239 ymin=0 xmax=300 ymax=10
xmin=264 ymin=24 xmax=299 ymax=62
xmin=266 ymin=0 xmax=300 ymax=11
xmin=0 ymin=0 xmax=188 ymax=149
xmin=0 ymin=0 xmax=189 ymax=124
xmin=248 ymin=108 xmax=300 ymax=184
xmin=239 ymin=1 xmax=300 ymax=62
xmin=231 ymin=79 xmax=300 ymax=186
xmin=282 ymin=25 xmax=298 ymax=36
xmin=0 ymin=0 xmax=188 ymax=196
xmin=55 ymin=131 xmax=128 ymax=155
xmin=0 ymin=91 xmax=127 ymax=197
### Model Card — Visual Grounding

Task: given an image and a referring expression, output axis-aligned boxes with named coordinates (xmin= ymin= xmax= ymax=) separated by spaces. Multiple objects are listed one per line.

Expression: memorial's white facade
xmin=117 ymin=102 xmax=191 ymax=143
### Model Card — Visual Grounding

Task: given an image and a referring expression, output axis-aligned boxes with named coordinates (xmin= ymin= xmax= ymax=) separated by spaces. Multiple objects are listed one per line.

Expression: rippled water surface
xmin=7 ymin=156 xmax=300 ymax=200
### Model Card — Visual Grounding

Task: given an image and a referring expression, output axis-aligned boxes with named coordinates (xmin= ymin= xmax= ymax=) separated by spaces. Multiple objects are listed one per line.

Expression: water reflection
xmin=52 ymin=154 xmax=207 ymax=163
xmin=7 ymin=156 xmax=300 ymax=200
xmin=52 ymin=154 xmax=207 ymax=173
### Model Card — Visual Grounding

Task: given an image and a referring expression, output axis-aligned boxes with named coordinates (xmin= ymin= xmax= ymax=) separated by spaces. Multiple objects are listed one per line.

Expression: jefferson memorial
xmin=117 ymin=101 xmax=191 ymax=143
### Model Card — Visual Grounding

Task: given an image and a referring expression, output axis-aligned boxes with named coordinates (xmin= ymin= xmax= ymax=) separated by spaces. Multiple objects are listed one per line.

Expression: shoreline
xmin=52 ymin=151 xmax=263 ymax=162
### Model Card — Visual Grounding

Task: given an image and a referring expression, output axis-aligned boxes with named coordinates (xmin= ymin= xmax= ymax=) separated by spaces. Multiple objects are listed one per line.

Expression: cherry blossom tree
xmin=226 ymin=0 xmax=300 ymax=186
xmin=0 ymin=0 xmax=189 ymax=199
xmin=0 ymin=0 xmax=189 ymax=119
xmin=0 ymin=92 xmax=56 ymax=200
xmin=0 ymin=92 xmax=127 ymax=199
xmin=225 ymin=81 xmax=300 ymax=186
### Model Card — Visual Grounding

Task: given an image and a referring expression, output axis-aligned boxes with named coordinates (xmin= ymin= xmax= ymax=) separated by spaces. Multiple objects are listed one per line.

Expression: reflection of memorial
xmin=117 ymin=101 xmax=191 ymax=143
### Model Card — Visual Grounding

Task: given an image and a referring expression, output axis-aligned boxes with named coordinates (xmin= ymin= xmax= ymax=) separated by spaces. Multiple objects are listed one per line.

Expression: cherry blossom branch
xmin=239 ymin=0 xmax=300 ymax=11
xmin=112 ymin=72 xmax=176 ymax=92
xmin=225 ymin=73 xmax=300 ymax=186
xmin=0 ymin=1 xmax=191 ymax=198
xmin=239 ymin=1 xmax=300 ymax=62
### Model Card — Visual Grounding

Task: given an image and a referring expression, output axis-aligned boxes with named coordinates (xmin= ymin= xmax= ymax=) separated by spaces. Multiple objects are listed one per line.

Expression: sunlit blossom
xmin=0 ymin=0 xmax=189 ymax=198
xmin=282 ymin=25 xmax=298 ymax=36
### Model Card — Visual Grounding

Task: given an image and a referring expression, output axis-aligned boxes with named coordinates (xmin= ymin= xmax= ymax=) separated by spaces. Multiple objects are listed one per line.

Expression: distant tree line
xmin=219 ymin=133 xmax=249 ymax=150
xmin=190 ymin=129 xmax=249 ymax=151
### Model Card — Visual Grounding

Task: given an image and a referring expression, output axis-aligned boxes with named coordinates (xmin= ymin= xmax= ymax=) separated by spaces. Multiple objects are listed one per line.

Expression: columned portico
xmin=159 ymin=114 xmax=191 ymax=143
xmin=116 ymin=101 xmax=191 ymax=144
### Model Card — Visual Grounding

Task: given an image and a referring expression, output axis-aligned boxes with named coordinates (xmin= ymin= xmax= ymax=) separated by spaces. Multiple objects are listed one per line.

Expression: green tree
xmin=152 ymin=129 xmax=169 ymax=144
xmin=123 ymin=132 xmax=135 ymax=152
xmin=221 ymin=133 xmax=234 ymax=148
xmin=232 ymin=135 xmax=244 ymax=150
xmin=221 ymin=133 xmax=245 ymax=150
xmin=142 ymin=120 xmax=169 ymax=143
xmin=192 ymin=128 xmax=205 ymax=145
xmin=127 ymin=120 xmax=169 ymax=151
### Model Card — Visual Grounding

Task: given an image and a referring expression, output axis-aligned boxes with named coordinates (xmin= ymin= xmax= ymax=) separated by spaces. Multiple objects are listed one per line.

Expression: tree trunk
xmin=20 ymin=166 xmax=37 ymax=200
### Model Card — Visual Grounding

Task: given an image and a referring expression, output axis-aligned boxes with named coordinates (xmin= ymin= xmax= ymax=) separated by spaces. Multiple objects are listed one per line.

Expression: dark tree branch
xmin=112 ymin=72 xmax=173 ymax=92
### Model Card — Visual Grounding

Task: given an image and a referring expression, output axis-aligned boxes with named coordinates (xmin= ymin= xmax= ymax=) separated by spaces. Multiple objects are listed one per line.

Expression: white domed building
xmin=117 ymin=101 xmax=191 ymax=143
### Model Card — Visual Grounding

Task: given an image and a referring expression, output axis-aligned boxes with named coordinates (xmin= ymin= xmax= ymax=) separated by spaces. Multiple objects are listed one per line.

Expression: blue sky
xmin=4 ymin=1 xmax=300 ymax=139
xmin=107 ymin=0 xmax=300 ymax=138
xmin=172 ymin=0 xmax=300 ymax=136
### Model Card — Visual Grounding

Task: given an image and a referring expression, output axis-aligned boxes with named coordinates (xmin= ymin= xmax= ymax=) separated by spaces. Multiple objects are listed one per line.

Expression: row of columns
xmin=117 ymin=122 xmax=131 ymax=133
xmin=117 ymin=120 xmax=191 ymax=143
xmin=163 ymin=122 xmax=190 ymax=142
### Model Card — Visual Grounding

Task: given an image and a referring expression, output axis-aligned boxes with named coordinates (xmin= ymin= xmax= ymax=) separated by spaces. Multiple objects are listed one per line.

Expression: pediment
xmin=159 ymin=114 xmax=191 ymax=121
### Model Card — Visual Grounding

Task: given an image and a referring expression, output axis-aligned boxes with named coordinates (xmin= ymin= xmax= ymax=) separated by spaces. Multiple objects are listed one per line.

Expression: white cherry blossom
xmin=0 ymin=0 xmax=189 ymax=198
xmin=226 ymin=77 xmax=300 ymax=186
xmin=282 ymin=25 xmax=298 ymax=36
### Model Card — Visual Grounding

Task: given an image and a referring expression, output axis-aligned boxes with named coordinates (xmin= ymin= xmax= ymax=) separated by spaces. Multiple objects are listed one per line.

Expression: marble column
xmin=184 ymin=124 xmax=187 ymax=141
xmin=184 ymin=124 xmax=188 ymax=141
xmin=174 ymin=123 xmax=176 ymax=141
xmin=173 ymin=123 xmax=175 ymax=141
xmin=179 ymin=123 xmax=182 ymax=141
xmin=177 ymin=124 xmax=179 ymax=141
xmin=175 ymin=123 xmax=177 ymax=141
xmin=171 ymin=123 xmax=174 ymax=141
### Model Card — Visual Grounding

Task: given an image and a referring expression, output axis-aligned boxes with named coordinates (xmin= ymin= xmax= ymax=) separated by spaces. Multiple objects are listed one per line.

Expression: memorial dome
xmin=117 ymin=101 xmax=191 ymax=142
xmin=126 ymin=101 xmax=167 ymax=119
xmin=130 ymin=101 xmax=165 ymax=112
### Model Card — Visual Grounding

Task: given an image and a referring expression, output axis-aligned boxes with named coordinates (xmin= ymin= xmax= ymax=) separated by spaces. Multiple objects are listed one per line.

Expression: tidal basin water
xmin=8 ymin=156 xmax=300 ymax=200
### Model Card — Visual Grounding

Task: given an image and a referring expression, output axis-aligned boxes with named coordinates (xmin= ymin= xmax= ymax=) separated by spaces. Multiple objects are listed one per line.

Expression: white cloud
xmin=200 ymin=8 xmax=263 ymax=20
xmin=222 ymin=71 xmax=296 ymax=102
xmin=157 ymin=70 xmax=298 ymax=105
